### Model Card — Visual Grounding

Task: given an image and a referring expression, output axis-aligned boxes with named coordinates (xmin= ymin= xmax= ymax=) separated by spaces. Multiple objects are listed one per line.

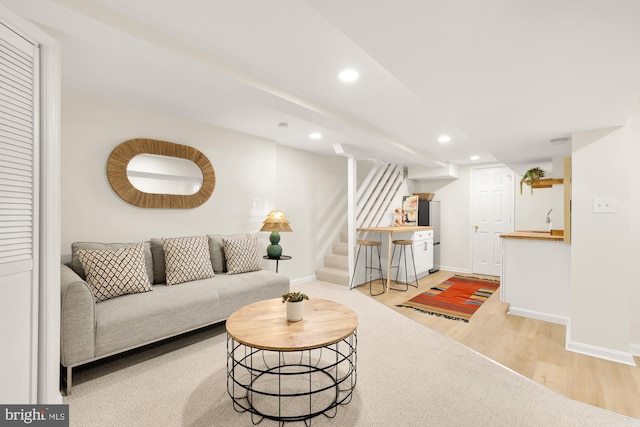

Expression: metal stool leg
xmin=389 ymin=243 xmax=408 ymax=292
xmin=389 ymin=240 xmax=419 ymax=291
xmin=369 ymin=244 xmax=385 ymax=296
xmin=408 ymin=244 xmax=419 ymax=288
xmin=349 ymin=244 xmax=362 ymax=290
xmin=351 ymin=240 xmax=385 ymax=294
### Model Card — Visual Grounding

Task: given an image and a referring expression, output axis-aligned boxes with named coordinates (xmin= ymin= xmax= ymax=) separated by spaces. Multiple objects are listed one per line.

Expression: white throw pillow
xmin=223 ymin=236 xmax=262 ymax=274
xmin=163 ymin=236 xmax=215 ymax=285
xmin=77 ymin=243 xmax=153 ymax=302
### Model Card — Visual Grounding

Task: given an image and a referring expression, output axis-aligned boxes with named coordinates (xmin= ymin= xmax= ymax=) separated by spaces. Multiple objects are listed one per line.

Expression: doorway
xmin=470 ymin=166 xmax=514 ymax=276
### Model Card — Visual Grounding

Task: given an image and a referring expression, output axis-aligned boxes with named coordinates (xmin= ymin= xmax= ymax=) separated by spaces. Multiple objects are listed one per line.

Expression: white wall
xmin=415 ymin=166 xmax=472 ymax=273
xmin=632 ymin=103 xmax=640 ymax=355
xmin=274 ymin=145 xmax=347 ymax=280
xmin=570 ymin=118 xmax=639 ymax=362
xmin=61 ymin=87 xmax=346 ymax=281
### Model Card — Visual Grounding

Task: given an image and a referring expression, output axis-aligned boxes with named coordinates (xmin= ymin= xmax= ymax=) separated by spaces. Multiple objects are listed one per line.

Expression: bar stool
xmin=350 ymin=240 xmax=386 ymax=296
xmin=389 ymin=239 xmax=419 ymax=291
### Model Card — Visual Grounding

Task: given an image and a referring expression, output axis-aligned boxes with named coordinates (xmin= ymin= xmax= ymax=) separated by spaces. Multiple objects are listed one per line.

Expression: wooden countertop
xmin=357 ymin=225 xmax=434 ymax=232
xmin=500 ymin=231 xmax=564 ymax=241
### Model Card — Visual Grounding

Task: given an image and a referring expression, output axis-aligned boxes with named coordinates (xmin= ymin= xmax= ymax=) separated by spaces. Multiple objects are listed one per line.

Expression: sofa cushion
xmin=72 ymin=241 xmax=154 ymax=283
xmin=207 ymin=233 xmax=250 ymax=273
xmin=163 ymin=236 xmax=215 ymax=285
xmin=222 ymin=236 xmax=262 ymax=274
xmin=149 ymin=238 xmax=166 ymax=284
xmin=77 ymin=243 xmax=153 ymax=302
xmin=93 ymin=270 xmax=290 ymax=358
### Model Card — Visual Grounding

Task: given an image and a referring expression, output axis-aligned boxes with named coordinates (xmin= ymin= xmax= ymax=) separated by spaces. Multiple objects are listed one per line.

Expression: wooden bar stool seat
xmin=389 ymin=239 xmax=419 ymax=291
xmin=357 ymin=239 xmax=381 ymax=247
xmin=350 ymin=239 xmax=385 ymax=295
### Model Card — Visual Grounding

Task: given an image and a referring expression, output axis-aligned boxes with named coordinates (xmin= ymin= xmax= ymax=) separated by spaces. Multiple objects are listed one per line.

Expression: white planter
xmin=286 ymin=301 xmax=304 ymax=322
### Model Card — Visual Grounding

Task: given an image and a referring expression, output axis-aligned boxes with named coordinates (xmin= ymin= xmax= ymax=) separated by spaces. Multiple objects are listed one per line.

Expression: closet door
xmin=0 ymin=21 xmax=39 ymax=403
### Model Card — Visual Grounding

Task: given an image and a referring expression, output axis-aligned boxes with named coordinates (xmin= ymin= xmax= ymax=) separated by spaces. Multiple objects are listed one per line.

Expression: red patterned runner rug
xmin=397 ymin=275 xmax=500 ymax=322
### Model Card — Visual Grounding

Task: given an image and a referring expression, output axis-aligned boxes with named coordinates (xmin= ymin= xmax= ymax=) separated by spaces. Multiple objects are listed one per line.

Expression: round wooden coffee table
xmin=226 ymin=298 xmax=358 ymax=424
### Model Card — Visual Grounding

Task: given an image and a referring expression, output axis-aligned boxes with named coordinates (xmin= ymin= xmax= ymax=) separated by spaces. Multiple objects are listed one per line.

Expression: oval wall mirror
xmin=127 ymin=154 xmax=204 ymax=195
xmin=107 ymin=138 xmax=215 ymax=208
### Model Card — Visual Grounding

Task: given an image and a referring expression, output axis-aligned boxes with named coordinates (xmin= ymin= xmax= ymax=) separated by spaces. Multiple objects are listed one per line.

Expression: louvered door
xmin=0 ymin=21 xmax=39 ymax=403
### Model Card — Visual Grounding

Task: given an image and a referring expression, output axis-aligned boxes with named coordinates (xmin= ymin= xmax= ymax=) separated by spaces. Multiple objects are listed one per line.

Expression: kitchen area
xmin=355 ymin=194 xmax=440 ymax=291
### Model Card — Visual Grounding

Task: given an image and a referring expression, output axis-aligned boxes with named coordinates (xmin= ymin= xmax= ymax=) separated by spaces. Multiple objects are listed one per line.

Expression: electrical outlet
xmin=251 ymin=197 xmax=263 ymax=208
xmin=593 ymin=196 xmax=616 ymax=213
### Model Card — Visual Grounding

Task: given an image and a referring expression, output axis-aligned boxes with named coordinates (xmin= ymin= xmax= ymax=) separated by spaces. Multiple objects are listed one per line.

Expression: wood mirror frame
xmin=107 ymin=138 xmax=215 ymax=208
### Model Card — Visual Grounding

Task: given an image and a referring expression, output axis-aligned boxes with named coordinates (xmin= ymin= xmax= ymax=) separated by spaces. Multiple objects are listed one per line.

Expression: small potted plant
xmin=282 ymin=291 xmax=309 ymax=322
xmin=520 ymin=167 xmax=545 ymax=195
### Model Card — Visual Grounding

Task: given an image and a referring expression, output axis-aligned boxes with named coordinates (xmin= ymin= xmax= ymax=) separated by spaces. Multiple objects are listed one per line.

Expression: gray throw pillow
xmin=149 ymin=238 xmax=166 ymax=284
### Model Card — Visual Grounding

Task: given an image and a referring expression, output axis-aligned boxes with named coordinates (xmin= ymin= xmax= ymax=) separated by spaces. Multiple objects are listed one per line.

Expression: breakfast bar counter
xmin=500 ymin=231 xmax=570 ymax=325
xmin=357 ymin=226 xmax=434 ymax=293
xmin=500 ymin=231 xmax=564 ymax=241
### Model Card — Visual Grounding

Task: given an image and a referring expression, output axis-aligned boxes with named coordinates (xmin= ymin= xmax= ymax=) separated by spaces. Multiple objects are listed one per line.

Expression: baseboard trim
xmin=566 ymin=341 xmax=636 ymax=366
xmin=565 ymin=322 xmax=637 ymax=366
xmin=507 ymin=307 xmax=569 ymax=325
xmin=440 ymin=265 xmax=469 ymax=274
xmin=629 ymin=343 xmax=640 ymax=358
xmin=290 ymin=275 xmax=316 ymax=286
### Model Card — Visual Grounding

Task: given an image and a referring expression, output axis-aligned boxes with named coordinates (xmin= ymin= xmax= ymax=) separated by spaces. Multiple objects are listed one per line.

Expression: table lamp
xmin=259 ymin=209 xmax=292 ymax=259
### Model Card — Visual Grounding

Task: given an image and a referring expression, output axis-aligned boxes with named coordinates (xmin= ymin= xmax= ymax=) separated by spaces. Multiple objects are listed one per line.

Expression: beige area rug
xmin=65 ymin=281 xmax=640 ymax=427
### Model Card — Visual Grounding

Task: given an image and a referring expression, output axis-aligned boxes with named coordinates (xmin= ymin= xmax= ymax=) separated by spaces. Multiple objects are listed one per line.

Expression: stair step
xmin=315 ymin=267 xmax=349 ymax=286
xmin=324 ymin=254 xmax=348 ymax=270
xmin=332 ymin=242 xmax=349 ymax=256
xmin=340 ymin=230 xmax=349 ymax=243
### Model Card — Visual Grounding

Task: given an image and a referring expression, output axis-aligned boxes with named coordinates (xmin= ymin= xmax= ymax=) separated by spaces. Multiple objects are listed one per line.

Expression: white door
xmin=0 ymin=21 xmax=39 ymax=403
xmin=471 ymin=166 xmax=514 ymax=276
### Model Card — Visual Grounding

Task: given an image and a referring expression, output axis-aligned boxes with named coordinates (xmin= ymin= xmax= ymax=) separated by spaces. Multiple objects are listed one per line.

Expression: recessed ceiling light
xmin=309 ymin=133 xmax=323 ymax=139
xmin=338 ymin=69 xmax=359 ymax=82
xmin=470 ymin=155 xmax=480 ymax=161
xmin=438 ymin=135 xmax=451 ymax=143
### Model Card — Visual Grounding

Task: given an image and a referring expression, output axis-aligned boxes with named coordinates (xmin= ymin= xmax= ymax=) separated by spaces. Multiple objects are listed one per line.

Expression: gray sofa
xmin=60 ymin=234 xmax=290 ymax=394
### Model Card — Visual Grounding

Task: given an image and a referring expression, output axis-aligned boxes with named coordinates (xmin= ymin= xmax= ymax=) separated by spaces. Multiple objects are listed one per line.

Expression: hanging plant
xmin=520 ymin=167 xmax=545 ymax=195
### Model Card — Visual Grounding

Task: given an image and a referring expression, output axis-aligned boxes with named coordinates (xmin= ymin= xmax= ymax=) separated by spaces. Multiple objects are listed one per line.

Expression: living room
xmin=1 ymin=1 xmax=639 ymax=426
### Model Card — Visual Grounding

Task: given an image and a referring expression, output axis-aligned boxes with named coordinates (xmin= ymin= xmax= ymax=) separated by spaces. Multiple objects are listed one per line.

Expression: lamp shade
xmin=259 ymin=210 xmax=292 ymax=233
xmin=260 ymin=210 xmax=292 ymax=259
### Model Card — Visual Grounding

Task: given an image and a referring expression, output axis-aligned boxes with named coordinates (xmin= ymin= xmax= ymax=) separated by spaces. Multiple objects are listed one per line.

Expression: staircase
xmin=315 ymin=162 xmax=405 ymax=286
xmin=315 ymin=230 xmax=350 ymax=285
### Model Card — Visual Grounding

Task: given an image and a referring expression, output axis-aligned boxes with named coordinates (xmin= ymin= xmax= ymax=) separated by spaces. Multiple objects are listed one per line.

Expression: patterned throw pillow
xmin=77 ymin=243 xmax=153 ymax=302
xmin=163 ymin=236 xmax=215 ymax=286
xmin=223 ymin=236 xmax=262 ymax=275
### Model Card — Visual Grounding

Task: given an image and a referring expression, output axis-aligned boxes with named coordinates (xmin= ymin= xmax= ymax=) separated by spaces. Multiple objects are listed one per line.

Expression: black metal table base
xmin=227 ymin=331 xmax=357 ymax=425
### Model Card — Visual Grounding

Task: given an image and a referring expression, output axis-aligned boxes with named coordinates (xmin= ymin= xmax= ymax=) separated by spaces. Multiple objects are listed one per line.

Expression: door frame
xmin=469 ymin=164 xmax=515 ymax=276
xmin=0 ymin=4 xmax=62 ymax=403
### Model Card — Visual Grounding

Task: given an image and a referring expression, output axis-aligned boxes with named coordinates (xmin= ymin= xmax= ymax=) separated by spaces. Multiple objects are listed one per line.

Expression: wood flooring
xmin=354 ymin=270 xmax=640 ymax=420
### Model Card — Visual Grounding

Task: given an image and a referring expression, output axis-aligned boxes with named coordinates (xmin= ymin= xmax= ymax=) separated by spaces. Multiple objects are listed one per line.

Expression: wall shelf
xmin=525 ymin=178 xmax=564 ymax=189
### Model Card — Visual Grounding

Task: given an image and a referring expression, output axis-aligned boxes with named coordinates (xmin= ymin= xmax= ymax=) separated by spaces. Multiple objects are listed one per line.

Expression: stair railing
xmin=355 ymin=162 xmax=406 ymax=241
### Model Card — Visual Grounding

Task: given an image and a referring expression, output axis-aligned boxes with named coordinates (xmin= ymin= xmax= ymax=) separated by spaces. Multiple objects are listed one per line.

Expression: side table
xmin=263 ymin=255 xmax=291 ymax=273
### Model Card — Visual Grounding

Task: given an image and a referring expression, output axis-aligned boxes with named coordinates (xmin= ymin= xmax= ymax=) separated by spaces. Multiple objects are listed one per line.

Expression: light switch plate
xmin=593 ymin=196 xmax=616 ymax=213
xmin=251 ymin=197 xmax=263 ymax=208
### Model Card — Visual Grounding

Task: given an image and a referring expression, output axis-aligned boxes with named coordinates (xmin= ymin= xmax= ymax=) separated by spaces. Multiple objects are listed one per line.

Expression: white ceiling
xmin=6 ymin=0 xmax=640 ymax=169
